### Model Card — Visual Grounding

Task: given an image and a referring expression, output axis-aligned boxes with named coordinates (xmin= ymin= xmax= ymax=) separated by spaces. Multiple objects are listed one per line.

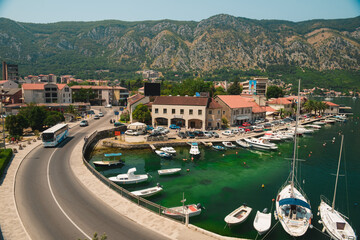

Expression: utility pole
xmin=1 ymin=90 xmax=7 ymax=149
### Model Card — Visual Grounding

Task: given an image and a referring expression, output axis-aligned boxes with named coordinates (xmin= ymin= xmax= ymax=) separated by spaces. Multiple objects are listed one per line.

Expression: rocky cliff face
xmin=0 ymin=14 xmax=359 ymax=72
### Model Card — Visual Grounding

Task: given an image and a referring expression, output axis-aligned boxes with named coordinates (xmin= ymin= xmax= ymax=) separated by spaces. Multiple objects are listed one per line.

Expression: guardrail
xmin=81 ymin=128 xmax=186 ymax=224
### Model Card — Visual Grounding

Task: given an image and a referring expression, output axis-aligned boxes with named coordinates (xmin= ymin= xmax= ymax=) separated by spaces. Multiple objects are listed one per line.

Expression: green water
xmin=90 ymin=98 xmax=360 ymax=239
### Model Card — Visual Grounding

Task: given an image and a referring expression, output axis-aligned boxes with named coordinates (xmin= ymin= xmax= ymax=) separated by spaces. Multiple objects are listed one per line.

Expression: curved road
xmin=15 ymin=111 xmax=168 ymax=240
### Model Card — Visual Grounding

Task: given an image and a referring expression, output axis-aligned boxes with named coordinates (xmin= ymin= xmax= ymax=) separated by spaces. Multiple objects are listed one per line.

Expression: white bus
xmin=42 ymin=123 xmax=69 ymax=147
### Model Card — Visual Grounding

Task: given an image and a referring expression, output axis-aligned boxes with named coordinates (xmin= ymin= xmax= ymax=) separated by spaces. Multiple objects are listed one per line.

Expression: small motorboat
xmin=324 ymin=119 xmax=336 ymax=124
xmin=222 ymin=141 xmax=236 ymax=148
xmin=155 ymin=150 xmax=172 ymax=158
xmin=225 ymin=204 xmax=252 ymax=226
xmin=253 ymin=208 xmax=271 ymax=235
xmin=305 ymin=124 xmax=321 ymax=129
xmin=236 ymin=139 xmax=252 ymax=148
xmin=158 ymin=168 xmax=181 ymax=176
xmin=108 ymin=167 xmax=149 ymax=184
xmin=244 ymin=138 xmax=278 ymax=150
xmin=262 ymin=132 xmax=282 ymax=142
xmin=163 ymin=203 xmax=203 ymax=218
xmin=131 ymin=183 xmax=163 ymax=198
xmin=189 ymin=142 xmax=200 ymax=155
xmin=314 ymin=121 xmax=326 ymax=125
xmin=212 ymin=145 xmax=225 ymax=150
xmin=93 ymin=153 xmax=124 ymax=167
xmin=160 ymin=147 xmax=176 ymax=154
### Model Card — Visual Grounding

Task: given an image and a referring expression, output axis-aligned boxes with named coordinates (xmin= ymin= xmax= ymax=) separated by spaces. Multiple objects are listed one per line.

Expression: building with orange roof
xmin=323 ymin=101 xmax=339 ymax=115
xmin=22 ymin=83 xmax=72 ymax=104
xmin=267 ymin=97 xmax=293 ymax=113
xmin=214 ymin=95 xmax=265 ymax=126
xmin=127 ymin=93 xmax=150 ymax=122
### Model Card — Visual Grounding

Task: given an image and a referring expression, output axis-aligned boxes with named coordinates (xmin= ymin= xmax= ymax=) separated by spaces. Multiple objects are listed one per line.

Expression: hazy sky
xmin=0 ymin=0 xmax=359 ymax=23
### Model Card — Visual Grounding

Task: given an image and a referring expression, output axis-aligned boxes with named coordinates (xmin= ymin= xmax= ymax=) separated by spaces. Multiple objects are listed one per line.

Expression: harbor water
xmin=89 ymin=97 xmax=360 ymax=239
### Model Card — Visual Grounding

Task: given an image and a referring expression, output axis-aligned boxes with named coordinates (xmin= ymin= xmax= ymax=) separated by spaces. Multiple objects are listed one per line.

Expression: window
xmin=163 ymin=109 xmax=167 ymax=114
xmin=189 ymin=109 xmax=193 ymax=115
xmin=241 ymin=109 xmax=243 ymax=114
xmin=51 ymin=88 xmax=57 ymax=91
xmin=223 ymin=111 xmax=225 ymax=114
xmin=52 ymin=93 xmax=57 ymax=97
xmin=198 ymin=110 xmax=202 ymax=115
xmin=155 ymin=108 xmax=158 ymax=113
xmin=180 ymin=109 xmax=184 ymax=114
xmin=209 ymin=110 xmax=212 ymax=114
xmin=218 ymin=110 xmax=220 ymax=115
xmin=63 ymin=93 xmax=65 ymax=98
xmin=172 ymin=109 xmax=175 ymax=114
xmin=64 ymin=88 xmax=69 ymax=92
xmin=45 ymin=93 xmax=50 ymax=97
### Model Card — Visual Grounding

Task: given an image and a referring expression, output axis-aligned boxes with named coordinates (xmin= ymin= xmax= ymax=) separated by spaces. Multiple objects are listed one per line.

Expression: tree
xmin=213 ymin=87 xmax=227 ymax=96
xmin=73 ymin=88 xmax=96 ymax=102
xmin=227 ymin=79 xmax=242 ymax=95
xmin=221 ymin=117 xmax=229 ymax=128
xmin=304 ymin=100 xmax=315 ymax=114
xmin=19 ymin=104 xmax=48 ymax=131
xmin=132 ymin=104 xmax=151 ymax=124
xmin=5 ymin=115 xmax=27 ymax=137
xmin=266 ymin=85 xmax=284 ymax=99
xmin=44 ymin=111 xmax=65 ymax=127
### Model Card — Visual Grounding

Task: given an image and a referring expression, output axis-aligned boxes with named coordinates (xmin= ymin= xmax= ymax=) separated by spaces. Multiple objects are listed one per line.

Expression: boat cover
xmin=104 ymin=153 xmax=122 ymax=157
xmin=279 ymin=198 xmax=311 ymax=209
xmin=192 ymin=143 xmax=198 ymax=146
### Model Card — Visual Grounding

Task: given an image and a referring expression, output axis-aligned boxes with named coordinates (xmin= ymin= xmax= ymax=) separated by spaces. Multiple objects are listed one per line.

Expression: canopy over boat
xmin=279 ymin=198 xmax=311 ymax=209
xmin=104 ymin=153 xmax=122 ymax=157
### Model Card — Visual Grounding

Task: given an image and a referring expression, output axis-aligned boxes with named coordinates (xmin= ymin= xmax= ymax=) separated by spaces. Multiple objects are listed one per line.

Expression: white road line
xmin=47 ymin=146 xmax=91 ymax=240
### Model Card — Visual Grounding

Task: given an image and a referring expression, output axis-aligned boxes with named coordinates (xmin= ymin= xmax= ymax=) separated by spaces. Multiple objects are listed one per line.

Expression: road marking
xmin=47 ymin=145 xmax=92 ymax=240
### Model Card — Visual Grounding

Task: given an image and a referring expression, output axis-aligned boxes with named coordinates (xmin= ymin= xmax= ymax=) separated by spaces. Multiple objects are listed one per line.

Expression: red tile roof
xmin=267 ymin=98 xmax=292 ymax=105
xmin=0 ymin=80 xmax=8 ymax=84
xmin=265 ymin=106 xmax=276 ymax=112
xmin=208 ymin=98 xmax=222 ymax=109
xmin=127 ymin=94 xmax=145 ymax=106
xmin=22 ymin=83 xmax=45 ymax=90
xmin=153 ymin=96 xmax=209 ymax=106
xmin=57 ymin=84 xmax=67 ymax=90
xmin=323 ymin=101 xmax=339 ymax=107
xmin=216 ymin=95 xmax=256 ymax=108
xmin=70 ymin=85 xmax=126 ymax=90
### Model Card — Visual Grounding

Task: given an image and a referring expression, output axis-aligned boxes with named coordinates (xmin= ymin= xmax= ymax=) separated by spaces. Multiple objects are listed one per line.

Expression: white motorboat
xmin=262 ymin=132 xmax=282 ymax=142
xmin=189 ymin=142 xmax=200 ymax=155
xmin=318 ymin=135 xmax=357 ymax=240
xmin=160 ymin=147 xmax=176 ymax=154
xmin=314 ymin=120 xmax=326 ymax=125
xmin=290 ymin=127 xmax=314 ymax=134
xmin=274 ymin=131 xmax=294 ymax=140
xmin=253 ymin=208 xmax=271 ymax=235
xmin=236 ymin=139 xmax=252 ymax=148
xmin=163 ymin=203 xmax=203 ymax=218
xmin=244 ymin=138 xmax=278 ymax=150
xmin=212 ymin=145 xmax=225 ymax=150
xmin=224 ymin=204 xmax=252 ymax=226
xmin=306 ymin=124 xmax=321 ymax=129
xmin=109 ymin=167 xmax=149 ymax=184
xmin=325 ymin=118 xmax=336 ymax=124
xmin=222 ymin=141 xmax=236 ymax=148
xmin=158 ymin=168 xmax=181 ymax=176
xmin=155 ymin=150 xmax=172 ymax=158
xmin=131 ymin=183 xmax=163 ymax=198
xmin=275 ymin=80 xmax=312 ymax=237
xmin=93 ymin=153 xmax=124 ymax=167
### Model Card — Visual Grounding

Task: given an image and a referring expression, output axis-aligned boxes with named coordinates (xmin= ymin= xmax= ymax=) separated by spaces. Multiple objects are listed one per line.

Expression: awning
xmin=104 ymin=153 xmax=122 ymax=157
xmin=236 ymin=116 xmax=250 ymax=120
xmin=279 ymin=198 xmax=311 ymax=209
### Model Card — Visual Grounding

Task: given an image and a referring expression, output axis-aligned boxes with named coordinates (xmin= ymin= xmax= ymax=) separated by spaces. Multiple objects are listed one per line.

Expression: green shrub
xmin=0 ymin=149 xmax=13 ymax=177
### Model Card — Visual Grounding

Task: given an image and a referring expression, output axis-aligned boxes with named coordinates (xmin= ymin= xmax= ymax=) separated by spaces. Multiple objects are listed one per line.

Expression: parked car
xmin=149 ymin=131 xmax=162 ymax=137
xmin=231 ymin=129 xmax=239 ymax=135
xmin=125 ymin=130 xmax=138 ymax=136
xmin=185 ymin=131 xmax=195 ymax=138
xmin=114 ymin=122 xmax=124 ymax=127
xmin=242 ymin=122 xmax=251 ymax=127
xmin=94 ymin=115 xmax=100 ymax=119
xmin=154 ymin=127 xmax=169 ymax=134
xmin=203 ymin=131 xmax=212 ymax=138
xmin=146 ymin=125 xmax=154 ymax=131
xmin=222 ymin=130 xmax=234 ymax=136
xmin=79 ymin=120 xmax=88 ymax=127
xmin=264 ymin=123 xmax=273 ymax=128
xmin=98 ymin=112 xmax=104 ymax=117
xmin=105 ymin=104 xmax=112 ymax=108
xmin=210 ymin=131 xmax=219 ymax=138
xmin=178 ymin=131 xmax=187 ymax=139
xmin=169 ymin=124 xmax=181 ymax=129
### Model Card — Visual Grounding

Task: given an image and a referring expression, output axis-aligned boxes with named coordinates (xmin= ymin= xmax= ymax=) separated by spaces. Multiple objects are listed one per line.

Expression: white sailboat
xmin=318 ymin=135 xmax=357 ymax=240
xmin=275 ymin=80 xmax=313 ymax=237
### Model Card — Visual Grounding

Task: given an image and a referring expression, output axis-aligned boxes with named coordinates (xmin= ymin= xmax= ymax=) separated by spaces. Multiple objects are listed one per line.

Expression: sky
xmin=0 ymin=0 xmax=359 ymax=23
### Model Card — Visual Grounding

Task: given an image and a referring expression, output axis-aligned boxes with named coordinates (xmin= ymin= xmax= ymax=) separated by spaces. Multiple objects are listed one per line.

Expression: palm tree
xmin=319 ymin=101 xmax=329 ymax=115
xmin=304 ymin=100 xmax=315 ymax=114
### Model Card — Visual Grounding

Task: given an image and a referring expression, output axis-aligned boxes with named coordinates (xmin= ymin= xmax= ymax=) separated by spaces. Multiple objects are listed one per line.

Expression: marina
xmin=89 ymin=98 xmax=359 ymax=239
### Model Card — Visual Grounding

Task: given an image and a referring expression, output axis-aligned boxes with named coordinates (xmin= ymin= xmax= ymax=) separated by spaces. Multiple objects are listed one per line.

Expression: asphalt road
xmin=15 ymin=110 xmax=169 ymax=240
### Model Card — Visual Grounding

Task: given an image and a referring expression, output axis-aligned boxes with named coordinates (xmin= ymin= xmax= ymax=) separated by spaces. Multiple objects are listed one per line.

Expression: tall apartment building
xmin=22 ymin=83 xmax=72 ymax=104
xmin=2 ymin=61 xmax=19 ymax=82
xmin=70 ymin=86 xmax=129 ymax=106
xmin=242 ymin=78 xmax=268 ymax=96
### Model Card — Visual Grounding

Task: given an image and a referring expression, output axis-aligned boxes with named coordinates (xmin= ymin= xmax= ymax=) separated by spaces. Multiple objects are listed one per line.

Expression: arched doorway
xmin=188 ymin=119 xmax=203 ymax=129
xmin=154 ymin=117 xmax=168 ymax=126
xmin=170 ymin=118 xmax=185 ymax=127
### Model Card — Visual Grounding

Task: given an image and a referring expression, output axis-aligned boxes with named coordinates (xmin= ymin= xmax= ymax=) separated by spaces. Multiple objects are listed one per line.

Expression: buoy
xmin=304 ymin=145 xmax=307 ymax=148
xmin=223 ymin=154 xmax=225 ymax=157
xmin=262 ymin=184 xmax=265 ymax=188
xmin=187 ymin=169 xmax=190 ymax=172
xmin=236 ymin=152 xmax=238 ymax=154
xmin=309 ymin=154 xmax=311 ymax=157
xmin=323 ymin=143 xmax=326 ymax=147
xmin=310 ymin=151 xmax=312 ymax=154
xmin=191 ymin=157 xmax=194 ymax=161
xmin=272 ymin=198 xmax=275 ymax=202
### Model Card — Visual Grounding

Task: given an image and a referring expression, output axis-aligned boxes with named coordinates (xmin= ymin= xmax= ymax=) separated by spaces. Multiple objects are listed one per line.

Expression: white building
xmin=22 ymin=83 xmax=72 ymax=104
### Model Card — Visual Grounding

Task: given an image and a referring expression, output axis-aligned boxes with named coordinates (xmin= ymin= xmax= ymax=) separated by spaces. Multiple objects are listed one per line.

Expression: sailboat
xmin=275 ymin=80 xmax=313 ymax=237
xmin=318 ymin=135 xmax=357 ymax=240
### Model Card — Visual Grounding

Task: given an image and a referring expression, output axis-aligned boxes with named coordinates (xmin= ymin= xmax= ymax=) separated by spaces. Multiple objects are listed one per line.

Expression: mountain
xmin=0 ymin=14 xmax=359 ymax=76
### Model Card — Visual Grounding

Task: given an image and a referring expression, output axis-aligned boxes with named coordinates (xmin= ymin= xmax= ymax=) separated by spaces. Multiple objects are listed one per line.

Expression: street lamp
xmin=1 ymin=89 xmax=8 ymax=149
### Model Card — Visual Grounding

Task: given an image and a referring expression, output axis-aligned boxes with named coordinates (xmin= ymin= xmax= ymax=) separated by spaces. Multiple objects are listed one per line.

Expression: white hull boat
xmin=163 ymin=204 xmax=203 ymax=218
xmin=189 ymin=142 xmax=201 ymax=155
xmin=244 ymin=138 xmax=278 ymax=150
xmin=325 ymin=119 xmax=336 ymax=124
xmin=222 ymin=141 xmax=236 ymax=148
xmin=131 ymin=184 xmax=163 ymax=198
xmin=314 ymin=121 xmax=326 ymax=125
xmin=236 ymin=139 xmax=252 ymax=148
xmin=306 ymin=124 xmax=321 ymax=129
xmin=158 ymin=168 xmax=181 ymax=175
xmin=109 ymin=167 xmax=149 ymax=184
xmin=290 ymin=127 xmax=314 ymax=134
xmin=253 ymin=209 xmax=271 ymax=235
xmin=212 ymin=145 xmax=225 ymax=150
xmin=318 ymin=135 xmax=357 ymax=240
xmin=94 ymin=152 xmax=124 ymax=167
xmin=262 ymin=132 xmax=282 ymax=141
xmin=225 ymin=205 xmax=252 ymax=226
xmin=160 ymin=147 xmax=176 ymax=154
xmin=155 ymin=150 xmax=172 ymax=158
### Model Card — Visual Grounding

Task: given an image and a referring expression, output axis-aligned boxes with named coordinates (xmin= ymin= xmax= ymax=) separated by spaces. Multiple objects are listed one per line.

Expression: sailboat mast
xmin=291 ymin=80 xmax=301 ymax=196
xmin=332 ymin=135 xmax=344 ymax=211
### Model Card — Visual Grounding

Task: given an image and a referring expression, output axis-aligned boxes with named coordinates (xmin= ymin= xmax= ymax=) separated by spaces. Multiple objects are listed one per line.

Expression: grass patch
xmin=0 ymin=149 xmax=13 ymax=177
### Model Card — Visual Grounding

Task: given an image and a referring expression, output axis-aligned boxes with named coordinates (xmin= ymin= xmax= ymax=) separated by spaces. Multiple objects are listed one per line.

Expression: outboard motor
xmin=196 ymin=203 xmax=205 ymax=209
xmin=156 ymin=183 xmax=163 ymax=188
